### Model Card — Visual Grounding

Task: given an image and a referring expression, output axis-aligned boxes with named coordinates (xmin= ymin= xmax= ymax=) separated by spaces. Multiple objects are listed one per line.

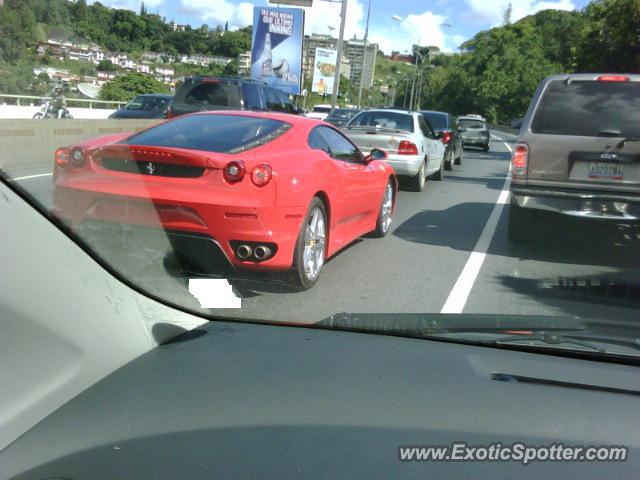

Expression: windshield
xmin=459 ymin=119 xmax=485 ymax=129
xmin=1 ymin=0 xmax=639 ymax=368
xmin=421 ymin=112 xmax=448 ymax=130
xmin=348 ymin=111 xmax=414 ymax=132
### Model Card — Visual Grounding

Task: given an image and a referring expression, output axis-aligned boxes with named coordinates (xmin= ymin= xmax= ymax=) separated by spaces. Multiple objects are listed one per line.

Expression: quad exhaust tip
xmin=254 ymin=245 xmax=272 ymax=261
xmin=236 ymin=244 xmax=253 ymax=260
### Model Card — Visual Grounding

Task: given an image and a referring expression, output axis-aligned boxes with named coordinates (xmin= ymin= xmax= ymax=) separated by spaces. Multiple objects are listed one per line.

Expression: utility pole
xmin=330 ymin=0 xmax=348 ymax=110
xmin=356 ymin=0 xmax=371 ymax=109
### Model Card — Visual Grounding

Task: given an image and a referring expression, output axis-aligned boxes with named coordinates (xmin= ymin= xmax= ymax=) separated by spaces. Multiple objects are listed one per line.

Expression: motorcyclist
xmin=50 ymin=87 xmax=67 ymax=118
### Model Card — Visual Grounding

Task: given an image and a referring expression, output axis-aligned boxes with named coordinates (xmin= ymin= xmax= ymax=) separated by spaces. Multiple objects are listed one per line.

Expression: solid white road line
xmin=11 ymin=172 xmax=53 ymax=181
xmin=440 ymin=134 xmax=513 ymax=314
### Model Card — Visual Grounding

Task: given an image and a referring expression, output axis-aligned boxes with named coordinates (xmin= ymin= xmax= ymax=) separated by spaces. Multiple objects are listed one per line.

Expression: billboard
xmin=311 ymin=47 xmax=337 ymax=95
xmin=250 ymin=6 xmax=304 ymax=95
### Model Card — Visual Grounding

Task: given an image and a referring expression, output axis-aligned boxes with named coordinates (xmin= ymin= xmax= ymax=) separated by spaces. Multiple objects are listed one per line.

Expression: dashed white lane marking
xmin=440 ymin=133 xmax=514 ymax=314
xmin=11 ymin=172 xmax=53 ymax=181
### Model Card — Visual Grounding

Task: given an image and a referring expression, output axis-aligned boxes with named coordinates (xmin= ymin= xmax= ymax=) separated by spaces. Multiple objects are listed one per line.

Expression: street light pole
xmin=330 ymin=0 xmax=348 ymax=110
xmin=357 ymin=0 xmax=371 ymax=109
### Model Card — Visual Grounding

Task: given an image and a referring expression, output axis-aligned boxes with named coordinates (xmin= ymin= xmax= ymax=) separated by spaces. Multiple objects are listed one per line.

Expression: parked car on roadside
xmin=306 ymin=104 xmax=332 ymax=120
xmin=420 ymin=110 xmax=463 ymax=169
xmin=345 ymin=109 xmax=446 ymax=191
xmin=167 ymin=77 xmax=300 ymax=118
xmin=508 ymin=73 xmax=640 ymax=242
xmin=458 ymin=115 xmax=491 ymax=152
xmin=109 ymin=94 xmax=173 ymax=119
xmin=325 ymin=108 xmax=360 ymax=127
xmin=52 ymin=111 xmax=396 ymax=289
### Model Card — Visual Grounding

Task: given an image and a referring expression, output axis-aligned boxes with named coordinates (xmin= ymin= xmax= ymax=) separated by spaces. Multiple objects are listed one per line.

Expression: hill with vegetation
xmin=406 ymin=0 xmax=640 ymax=123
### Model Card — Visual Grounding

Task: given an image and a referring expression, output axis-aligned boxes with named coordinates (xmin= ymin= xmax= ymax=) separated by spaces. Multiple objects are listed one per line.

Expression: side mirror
xmin=365 ymin=148 xmax=388 ymax=163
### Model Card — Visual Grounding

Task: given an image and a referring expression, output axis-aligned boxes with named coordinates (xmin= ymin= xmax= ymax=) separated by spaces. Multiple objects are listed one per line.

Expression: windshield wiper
xmin=487 ymin=331 xmax=606 ymax=354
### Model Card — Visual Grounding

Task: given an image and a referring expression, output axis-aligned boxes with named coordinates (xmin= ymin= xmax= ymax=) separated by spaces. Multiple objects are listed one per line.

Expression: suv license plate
xmin=588 ymin=162 xmax=624 ymax=180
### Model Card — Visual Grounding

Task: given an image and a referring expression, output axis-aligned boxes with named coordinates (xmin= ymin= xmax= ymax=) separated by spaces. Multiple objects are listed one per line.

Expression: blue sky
xmin=99 ymin=0 xmax=591 ymax=54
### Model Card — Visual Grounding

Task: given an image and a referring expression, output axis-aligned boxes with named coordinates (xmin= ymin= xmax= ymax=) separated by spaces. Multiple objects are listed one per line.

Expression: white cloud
xmin=299 ymin=0 xmax=365 ymax=39
xmin=94 ymin=0 xmax=164 ymax=11
xmin=178 ymin=0 xmax=255 ymax=29
xmin=463 ymin=0 xmax=576 ymax=26
xmin=368 ymin=10 xmax=452 ymax=55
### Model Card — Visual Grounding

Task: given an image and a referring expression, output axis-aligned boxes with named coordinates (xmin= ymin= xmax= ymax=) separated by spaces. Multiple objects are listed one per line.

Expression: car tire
xmin=372 ymin=179 xmax=395 ymax=238
xmin=432 ymin=156 xmax=444 ymax=181
xmin=444 ymin=152 xmax=453 ymax=171
xmin=291 ymin=198 xmax=327 ymax=290
xmin=409 ymin=161 xmax=427 ymax=192
xmin=32 ymin=113 xmax=42 ymax=120
xmin=507 ymin=202 xmax=536 ymax=243
xmin=454 ymin=150 xmax=462 ymax=165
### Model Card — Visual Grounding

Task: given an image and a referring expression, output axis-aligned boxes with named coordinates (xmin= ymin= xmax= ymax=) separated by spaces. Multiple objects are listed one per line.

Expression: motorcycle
xmin=33 ymin=100 xmax=73 ymax=119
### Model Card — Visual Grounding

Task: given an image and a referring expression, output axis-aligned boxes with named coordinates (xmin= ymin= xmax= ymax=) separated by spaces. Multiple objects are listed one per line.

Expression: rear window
xmin=531 ymin=80 xmax=640 ymax=137
xmin=123 ymin=114 xmax=289 ymax=153
xmin=459 ymin=119 xmax=485 ymax=129
xmin=174 ymin=81 xmax=241 ymax=109
xmin=421 ymin=112 xmax=448 ymax=130
xmin=348 ymin=111 xmax=414 ymax=132
xmin=327 ymin=109 xmax=357 ymax=120
xmin=313 ymin=106 xmax=331 ymax=113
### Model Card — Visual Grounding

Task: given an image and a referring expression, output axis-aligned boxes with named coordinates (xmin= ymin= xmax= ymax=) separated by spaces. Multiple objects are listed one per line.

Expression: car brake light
xmin=224 ymin=160 xmax=246 ymax=183
xmin=69 ymin=147 xmax=86 ymax=167
xmin=55 ymin=147 xmax=69 ymax=166
xmin=251 ymin=164 xmax=272 ymax=187
xmin=512 ymin=144 xmax=528 ymax=178
xmin=442 ymin=131 xmax=452 ymax=145
xmin=398 ymin=140 xmax=419 ymax=155
xmin=597 ymin=75 xmax=630 ymax=82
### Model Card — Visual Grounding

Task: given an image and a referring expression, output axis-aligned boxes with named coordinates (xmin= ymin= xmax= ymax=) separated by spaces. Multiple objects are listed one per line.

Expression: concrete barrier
xmin=0 ymin=119 xmax=160 ymax=175
xmin=0 ymin=105 xmax=117 ymax=120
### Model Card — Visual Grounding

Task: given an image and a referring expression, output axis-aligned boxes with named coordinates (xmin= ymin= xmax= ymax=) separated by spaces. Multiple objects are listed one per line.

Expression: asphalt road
xmin=9 ymin=133 xmax=640 ymax=324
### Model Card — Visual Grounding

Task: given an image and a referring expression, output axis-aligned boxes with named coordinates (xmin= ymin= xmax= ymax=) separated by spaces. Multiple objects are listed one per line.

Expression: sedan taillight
xmin=398 ymin=140 xmax=419 ymax=155
xmin=512 ymin=144 xmax=529 ymax=179
xmin=223 ymin=160 xmax=246 ymax=183
xmin=442 ymin=131 xmax=452 ymax=145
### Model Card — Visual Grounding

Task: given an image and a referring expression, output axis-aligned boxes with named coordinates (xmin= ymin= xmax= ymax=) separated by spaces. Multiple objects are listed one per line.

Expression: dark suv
xmin=167 ymin=77 xmax=299 ymax=118
xmin=420 ymin=110 xmax=463 ymax=170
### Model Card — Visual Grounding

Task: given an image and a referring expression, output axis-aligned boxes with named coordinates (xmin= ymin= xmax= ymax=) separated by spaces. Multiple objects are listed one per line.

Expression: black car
xmin=420 ymin=110 xmax=463 ymax=170
xmin=167 ymin=76 xmax=300 ymax=118
xmin=325 ymin=108 xmax=360 ymax=127
xmin=109 ymin=94 xmax=173 ymax=119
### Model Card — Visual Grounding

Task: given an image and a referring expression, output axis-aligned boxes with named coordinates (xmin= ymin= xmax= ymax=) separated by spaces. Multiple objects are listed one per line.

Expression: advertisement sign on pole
xmin=250 ymin=6 xmax=304 ymax=95
xmin=311 ymin=47 xmax=337 ymax=96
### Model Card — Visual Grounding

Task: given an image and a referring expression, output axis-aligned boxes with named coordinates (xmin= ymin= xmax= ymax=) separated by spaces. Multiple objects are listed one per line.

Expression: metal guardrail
xmin=0 ymin=93 xmax=125 ymax=109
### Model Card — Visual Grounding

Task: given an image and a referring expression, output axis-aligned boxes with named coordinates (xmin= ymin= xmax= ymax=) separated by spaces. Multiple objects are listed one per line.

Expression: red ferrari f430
xmin=53 ymin=111 xmax=397 ymax=289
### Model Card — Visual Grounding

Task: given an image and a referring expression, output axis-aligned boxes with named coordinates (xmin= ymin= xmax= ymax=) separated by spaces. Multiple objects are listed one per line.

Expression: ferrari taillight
xmin=251 ymin=164 xmax=272 ymax=187
xmin=512 ymin=144 xmax=529 ymax=179
xmin=69 ymin=147 xmax=86 ymax=167
xmin=55 ymin=147 xmax=70 ymax=167
xmin=223 ymin=160 xmax=246 ymax=183
xmin=398 ymin=140 xmax=418 ymax=155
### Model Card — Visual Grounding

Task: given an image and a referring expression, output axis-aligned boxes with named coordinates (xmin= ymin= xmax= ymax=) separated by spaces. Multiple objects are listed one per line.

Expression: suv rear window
xmin=123 ymin=114 xmax=289 ymax=153
xmin=421 ymin=112 xmax=448 ymax=130
xmin=531 ymin=80 xmax=640 ymax=137
xmin=459 ymin=119 xmax=485 ymax=129
xmin=348 ymin=111 xmax=414 ymax=132
xmin=173 ymin=81 xmax=241 ymax=109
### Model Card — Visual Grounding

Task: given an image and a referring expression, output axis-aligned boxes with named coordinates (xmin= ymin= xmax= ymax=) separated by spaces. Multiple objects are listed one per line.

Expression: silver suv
xmin=509 ymin=73 xmax=640 ymax=242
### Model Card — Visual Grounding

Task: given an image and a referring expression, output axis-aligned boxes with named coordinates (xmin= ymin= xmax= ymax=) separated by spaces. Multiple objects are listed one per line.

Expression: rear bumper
xmin=462 ymin=136 xmax=489 ymax=146
xmin=511 ymin=185 xmax=640 ymax=220
xmin=53 ymin=182 xmax=306 ymax=272
xmin=382 ymin=154 xmax=424 ymax=177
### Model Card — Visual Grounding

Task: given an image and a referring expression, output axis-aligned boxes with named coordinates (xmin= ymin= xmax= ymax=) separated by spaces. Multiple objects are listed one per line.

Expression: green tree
xmin=99 ymin=72 xmax=169 ymax=101
xmin=97 ymin=59 xmax=117 ymax=71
